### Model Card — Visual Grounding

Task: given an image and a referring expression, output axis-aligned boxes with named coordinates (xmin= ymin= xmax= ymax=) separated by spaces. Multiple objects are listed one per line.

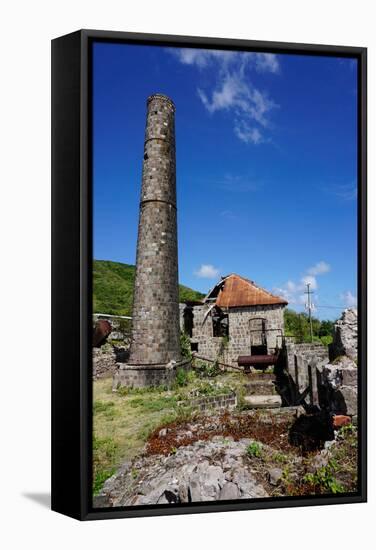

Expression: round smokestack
xmin=128 ymin=93 xmax=181 ymax=367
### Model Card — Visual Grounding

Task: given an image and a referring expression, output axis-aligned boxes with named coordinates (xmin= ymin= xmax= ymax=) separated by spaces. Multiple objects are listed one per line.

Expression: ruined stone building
xmin=180 ymin=274 xmax=288 ymax=366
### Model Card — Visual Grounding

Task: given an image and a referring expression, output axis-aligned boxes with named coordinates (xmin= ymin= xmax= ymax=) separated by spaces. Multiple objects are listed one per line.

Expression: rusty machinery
xmin=237 ymin=316 xmax=286 ymax=371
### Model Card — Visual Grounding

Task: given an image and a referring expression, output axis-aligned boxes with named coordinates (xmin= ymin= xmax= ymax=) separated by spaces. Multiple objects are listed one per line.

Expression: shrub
xmin=246 ymin=441 xmax=262 ymax=458
xmin=176 ymin=367 xmax=189 ymax=387
xmin=195 ymin=360 xmax=221 ymax=378
xmin=303 ymin=459 xmax=344 ymax=494
xmin=180 ymin=331 xmax=192 ymax=359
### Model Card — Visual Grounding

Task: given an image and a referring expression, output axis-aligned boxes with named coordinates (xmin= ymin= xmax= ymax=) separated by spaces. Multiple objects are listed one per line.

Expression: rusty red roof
xmin=212 ymin=274 xmax=288 ymax=308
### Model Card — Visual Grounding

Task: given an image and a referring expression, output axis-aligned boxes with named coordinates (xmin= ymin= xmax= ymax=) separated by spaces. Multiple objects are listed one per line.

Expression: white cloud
xmin=325 ymin=182 xmax=357 ymax=201
xmin=171 ymin=49 xmax=280 ymax=74
xmin=301 ymin=275 xmax=318 ymax=290
xmin=220 ymin=210 xmax=237 ymax=220
xmin=194 ymin=264 xmax=220 ymax=279
xmin=340 ymin=291 xmax=357 ymax=308
xmin=170 ymin=48 xmax=280 ymax=144
xmin=254 ymin=53 xmax=280 ymax=74
xmin=198 ymin=73 xmax=276 ymax=128
xmin=273 ymin=261 xmax=331 ymax=306
xmin=307 ymin=261 xmax=331 ymax=276
xmin=286 ymin=280 xmax=297 ymax=292
xmin=234 ymin=120 xmax=263 ymax=144
xmin=171 ymin=48 xmax=237 ymax=69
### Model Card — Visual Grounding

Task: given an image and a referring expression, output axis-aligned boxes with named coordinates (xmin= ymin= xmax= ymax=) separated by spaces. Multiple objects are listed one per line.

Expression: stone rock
xmin=268 ymin=468 xmax=283 ymax=486
xmin=330 ymin=308 xmax=358 ymax=361
xmin=337 ymin=386 xmax=357 ymax=416
xmin=219 ymin=482 xmax=240 ymax=500
xmin=158 ymin=428 xmax=168 ymax=438
xmin=341 ymin=367 xmax=358 ymax=387
xmin=322 ymin=357 xmax=357 ymax=390
xmin=244 ymin=395 xmax=282 ymax=409
xmin=307 ymin=450 xmax=330 ymax=474
xmin=178 ymin=484 xmax=189 ymax=503
xmin=188 ymin=474 xmax=201 ymax=502
xmin=322 ymin=355 xmax=357 ymax=417
xmin=96 ymin=437 xmax=269 ymax=507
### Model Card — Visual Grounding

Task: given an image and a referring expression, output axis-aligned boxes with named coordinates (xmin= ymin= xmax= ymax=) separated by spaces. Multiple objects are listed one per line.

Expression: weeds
xmin=195 ymin=360 xmax=221 ymax=378
xmin=117 ymin=384 xmax=169 ymax=396
xmin=247 ymin=442 xmax=262 ymax=458
xmin=175 ymin=368 xmax=189 ymax=387
xmin=93 ymin=400 xmax=115 ymax=414
xmin=273 ymin=452 xmax=289 ymax=464
xmin=93 ymin=468 xmax=116 ymax=495
xmin=92 ymin=435 xmax=118 ymax=494
xmin=180 ymin=331 xmax=193 ymax=360
xmin=303 ymin=459 xmax=344 ymax=494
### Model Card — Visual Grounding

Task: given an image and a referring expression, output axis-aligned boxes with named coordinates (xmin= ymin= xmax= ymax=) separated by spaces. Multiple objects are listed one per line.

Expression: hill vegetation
xmin=93 ymin=261 xmax=334 ymax=344
xmin=284 ymin=308 xmax=334 ymax=345
xmin=93 ymin=260 xmax=205 ymax=316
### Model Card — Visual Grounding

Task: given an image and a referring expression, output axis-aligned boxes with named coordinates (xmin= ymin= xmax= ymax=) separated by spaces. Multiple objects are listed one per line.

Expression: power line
xmin=315 ymin=305 xmax=345 ymax=309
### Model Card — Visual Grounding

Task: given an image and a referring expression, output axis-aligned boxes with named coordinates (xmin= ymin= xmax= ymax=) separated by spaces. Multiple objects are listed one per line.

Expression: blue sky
xmin=93 ymin=42 xmax=358 ymax=320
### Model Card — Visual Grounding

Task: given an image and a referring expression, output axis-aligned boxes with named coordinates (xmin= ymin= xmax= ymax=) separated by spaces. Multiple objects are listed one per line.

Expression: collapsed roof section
xmin=204 ymin=274 xmax=288 ymax=308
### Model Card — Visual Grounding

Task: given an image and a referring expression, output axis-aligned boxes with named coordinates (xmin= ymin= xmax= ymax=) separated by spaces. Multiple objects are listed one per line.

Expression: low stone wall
xmin=112 ymin=359 xmax=191 ymax=389
xmin=185 ymin=393 xmax=237 ymax=412
xmin=92 ymin=345 xmax=129 ymax=380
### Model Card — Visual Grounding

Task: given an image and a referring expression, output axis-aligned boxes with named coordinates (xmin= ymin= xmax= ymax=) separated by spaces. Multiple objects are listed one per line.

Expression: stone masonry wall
xmin=186 ymin=303 xmax=285 ymax=366
xmin=113 ymin=359 xmax=191 ymax=390
xmin=128 ymin=94 xmax=181 ymax=367
xmin=227 ymin=305 xmax=285 ymax=361
xmin=285 ymin=343 xmax=329 ymax=406
xmin=330 ymin=308 xmax=358 ymax=362
xmin=186 ymin=392 xmax=237 ymax=412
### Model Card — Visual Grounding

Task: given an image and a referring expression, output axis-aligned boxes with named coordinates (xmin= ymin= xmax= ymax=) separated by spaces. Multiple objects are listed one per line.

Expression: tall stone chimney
xmin=114 ymin=94 xmax=186 ymax=389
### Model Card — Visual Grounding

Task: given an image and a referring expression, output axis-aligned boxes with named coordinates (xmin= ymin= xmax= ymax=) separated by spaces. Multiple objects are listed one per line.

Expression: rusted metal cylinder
xmin=237 ymin=354 xmax=278 ymax=367
xmin=93 ymin=319 xmax=112 ymax=348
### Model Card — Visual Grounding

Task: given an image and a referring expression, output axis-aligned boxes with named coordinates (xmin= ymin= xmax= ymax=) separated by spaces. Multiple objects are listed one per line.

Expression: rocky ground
xmin=93 ymin=308 xmax=359 ymax=507
xmin=94 ymin=436 xmax=268 ymax=506
xmin=94 ymin=410 xmax=358 ymax=507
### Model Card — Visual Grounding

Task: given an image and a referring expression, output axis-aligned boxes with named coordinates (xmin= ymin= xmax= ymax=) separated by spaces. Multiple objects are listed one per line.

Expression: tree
xmin=283 ymin=308 xmax=333 ymax=344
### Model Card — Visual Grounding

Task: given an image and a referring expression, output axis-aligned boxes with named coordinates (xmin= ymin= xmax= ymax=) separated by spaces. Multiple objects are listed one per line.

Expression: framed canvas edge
xmin=52 ymin=29 xmax=367 ymax=521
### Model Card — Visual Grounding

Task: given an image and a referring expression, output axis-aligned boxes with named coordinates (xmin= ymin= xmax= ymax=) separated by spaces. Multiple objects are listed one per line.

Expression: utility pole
xmin=305 ymin=283 xmax=314 ymax=343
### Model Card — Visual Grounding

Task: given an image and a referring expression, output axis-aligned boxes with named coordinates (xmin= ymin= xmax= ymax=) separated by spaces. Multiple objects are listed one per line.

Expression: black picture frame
xmin=51 ymin=29 xmax=367 ymax=521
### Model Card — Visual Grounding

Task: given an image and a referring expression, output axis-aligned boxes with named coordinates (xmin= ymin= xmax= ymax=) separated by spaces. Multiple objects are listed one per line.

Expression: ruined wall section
xmin=185 ymin=303 xmax=285 ymax=366
xmin=285 ymin=343 xmax=329 ymax=407
xmin=228 ymin=305 xmax=285 ymax=359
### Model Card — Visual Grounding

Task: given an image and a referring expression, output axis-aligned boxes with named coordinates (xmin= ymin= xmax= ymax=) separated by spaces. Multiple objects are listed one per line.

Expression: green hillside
xmin=93 ymin=260 xmax=205 ymax=316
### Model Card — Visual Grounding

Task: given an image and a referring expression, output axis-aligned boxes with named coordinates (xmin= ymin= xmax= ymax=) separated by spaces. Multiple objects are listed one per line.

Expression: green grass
xmin=92 ymin=370 xmax=244 ymax=494
xmin=93 ymin=259 xmax=204 ymax=316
